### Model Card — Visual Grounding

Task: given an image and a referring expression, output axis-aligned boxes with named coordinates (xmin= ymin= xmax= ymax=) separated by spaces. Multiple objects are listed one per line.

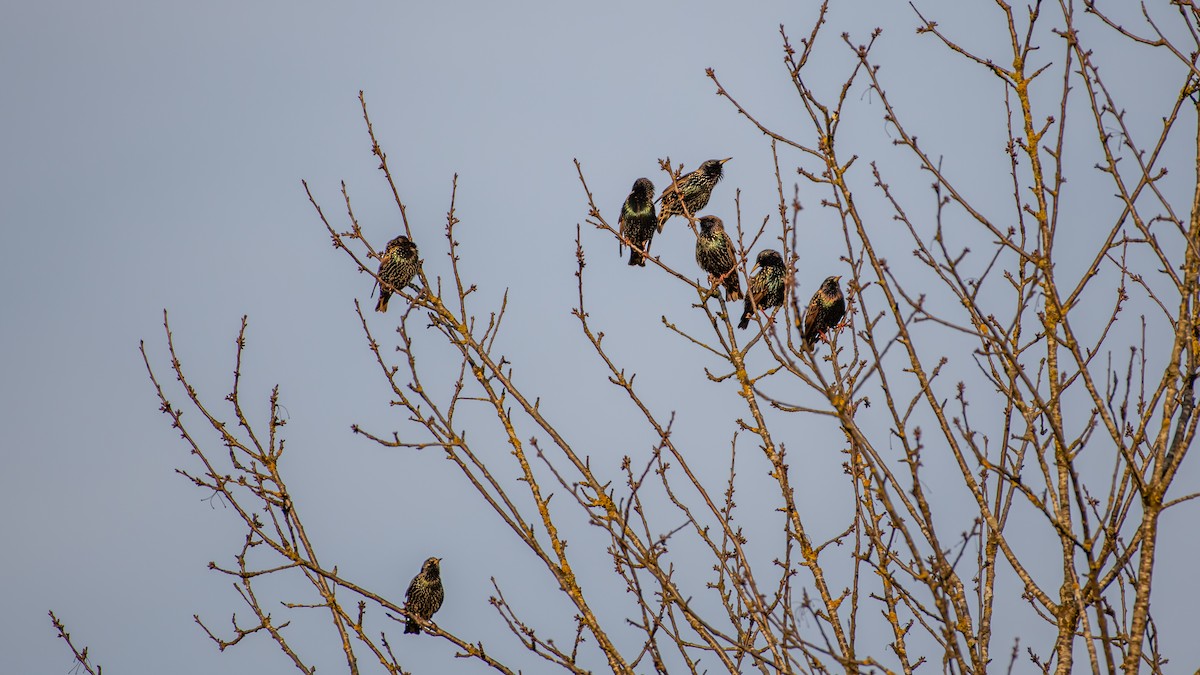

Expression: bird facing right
xmin=800 ymin=276 xmax=846 ymax=346
xmin=618 ymin=177 xmax=657 ymax=266
xmin=404 ymin=556 xmax=445 ymax=634
xmin=738 ymin=249 xmax=787 ymax=329
xmin=375 ymin=235 xmax=420 ymax=313
xmin=695 ymin=215 xmax=742 ymax=301
xmin=657 ymin=158 xmax=731 ymax=231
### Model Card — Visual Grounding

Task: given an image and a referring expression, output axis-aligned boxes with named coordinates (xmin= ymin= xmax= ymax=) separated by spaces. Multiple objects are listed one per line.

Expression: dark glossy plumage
xmin=375 ymin=235 xmax=420 ymax=313
xmin=738 ymin=249 xmax=787 ymax=329
xmin=801 ymin=276 xmax=846 ymax=346
xmin=618 ymin=178 xmax=657 ymax=266
xmin=404 ymin=557 xmax=445 ymax=634
xmin=657 ymin=158 xmax=730 ymax=231
xmin=695 ymin=216 xmax=742 ymax=301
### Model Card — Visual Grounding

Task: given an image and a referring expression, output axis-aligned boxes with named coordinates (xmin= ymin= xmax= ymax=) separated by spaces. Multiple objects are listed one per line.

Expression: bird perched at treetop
xmin=375 ymin=235 xmax=420 ymax=313
xmin=695 ymin=216 xmax=742 ymax=301
xmin=738 ymin=249 xmax=787 ymax=329
xmin=800 ymin=276 xmax=846 ymax=347
xmin=404 ymin=556 xmax=444 ymax=634
xmin=657 ymin=158 xmax=731 ymax=231
xmin=618 ymin=178 xmax=657 ymax=266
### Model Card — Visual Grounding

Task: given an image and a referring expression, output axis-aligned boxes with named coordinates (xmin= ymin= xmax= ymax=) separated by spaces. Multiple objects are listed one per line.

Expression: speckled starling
xmin=618 ymin=178 xmax=657 ymax=266
xmin=801 ymin=276 xmax=846 ymax=346
xmin=404 ymin=556 xmax=444 ymax=634
xmin=695 ymin=216 xmax=742 ymax=301
xmin=375 ymin=235 xmax=420 ymax=313
xmin=738 ymin=249 xmax=787 ymax=329
xmin=657 ymin=158 xmax=731 ymax=231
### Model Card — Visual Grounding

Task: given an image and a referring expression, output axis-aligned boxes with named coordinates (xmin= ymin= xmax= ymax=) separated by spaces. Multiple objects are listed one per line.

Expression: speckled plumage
xmin=695 ymin=216 xmax=742 ymax=301
xmin=801 ymin=276 xmax=846 ymax=346
xmin=375 ymin=235 xmax=420 ymax=313
xmin=618 ymin=178 xmax=657 ymax=266
xmin=404 ymin=557 xmax=444 ymax=635
xmin=738 ymin=249 xmax=787 ymax=329
xmin=657 ymin=158 xmax=730 ymax=231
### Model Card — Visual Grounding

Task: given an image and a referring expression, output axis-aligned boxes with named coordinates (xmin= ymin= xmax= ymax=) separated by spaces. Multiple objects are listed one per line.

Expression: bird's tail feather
xmin=738 ymin=296 xmax=754 ymax=329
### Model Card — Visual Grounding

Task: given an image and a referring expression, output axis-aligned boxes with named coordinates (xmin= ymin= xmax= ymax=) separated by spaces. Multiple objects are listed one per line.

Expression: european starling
xmin=738 ymin=249 xmax=787 ymax=329
xmin=695 ymin=216 xmax=742 ymax=301
xmin=375 ymin=235 xmax=420 ymax=313
xmin=404 ymin=556 xmax=445 ymax=634
xmin=800 ymin=276 xmax=846 ymax=346
xmin=657 ymin=158 xmax=731 ymax=231
xmin=618 ymin=178 xmax=657 ymax=266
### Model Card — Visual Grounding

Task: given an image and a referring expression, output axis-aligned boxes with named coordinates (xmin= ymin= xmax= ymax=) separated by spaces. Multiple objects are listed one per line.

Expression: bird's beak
xmin=834 ymin=276 xmax=843 ymax=283
xmin=749 ymin=263 xmax=760 ymax=276
xmin=720 ymin=157 xmax=732 ymax=164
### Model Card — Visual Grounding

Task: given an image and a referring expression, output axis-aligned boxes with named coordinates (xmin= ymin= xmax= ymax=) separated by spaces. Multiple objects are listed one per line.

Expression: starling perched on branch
xmin=738 ymin=249 xmax=787 ymax=329
xmin=657 ymin=158 xmax=731 ymax=231
xmin=618 ymin=178 xmax=657 ymax=266
xmin=695 ymin=216 xmax=742 ymax=301
xmin=800 ymin=276 xmax=846 ymax=346
xmin=404 ymin=556 xmax=444 ymax=634
xmin=375 ymin=234 xmax=420 ymax=313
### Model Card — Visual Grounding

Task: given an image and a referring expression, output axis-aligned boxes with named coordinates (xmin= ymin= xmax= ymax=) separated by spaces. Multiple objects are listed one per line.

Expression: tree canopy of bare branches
xmin=57 ymin=2 xmax=1200 ymax=674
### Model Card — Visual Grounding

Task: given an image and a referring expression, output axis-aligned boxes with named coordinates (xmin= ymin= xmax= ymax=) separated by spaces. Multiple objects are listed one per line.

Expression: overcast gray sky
xmin=2 ymin=1 xmax=1195 ymax=673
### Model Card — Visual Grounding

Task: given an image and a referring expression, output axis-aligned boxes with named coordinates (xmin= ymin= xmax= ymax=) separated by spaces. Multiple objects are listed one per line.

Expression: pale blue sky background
xmin=1 ymin=1 xmax=1195 ymax=673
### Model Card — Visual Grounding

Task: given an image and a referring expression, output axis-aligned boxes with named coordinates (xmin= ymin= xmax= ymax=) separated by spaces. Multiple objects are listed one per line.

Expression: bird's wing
xmin=802 ymin=292 xmax=822 ymax=341
xmin=655 ymin=183 xmax=674 ymax=204
xmin=722 ymin=242 xmax=743 ymax=296
xmin=656 ymin=170 xmax=693 ymax=203
xmin=722 ymin=236 xmax=738 ymax=267
xmin=762 ymin=272 xmax=779 ymax=302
